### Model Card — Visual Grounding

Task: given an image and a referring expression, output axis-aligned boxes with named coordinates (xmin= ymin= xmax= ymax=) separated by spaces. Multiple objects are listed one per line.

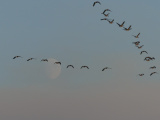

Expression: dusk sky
xmin=1 ymin=0 xmax=160 ymax=120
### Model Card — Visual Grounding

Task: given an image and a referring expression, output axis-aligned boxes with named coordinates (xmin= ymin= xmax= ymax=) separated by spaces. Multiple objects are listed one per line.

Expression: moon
xmin=45 ymin=58 xmax=61 ymax=79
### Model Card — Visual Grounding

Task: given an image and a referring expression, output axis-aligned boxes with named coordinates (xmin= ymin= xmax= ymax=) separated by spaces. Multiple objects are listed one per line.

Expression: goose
xmin=150 ymin=72 xmax=157 ymax=76
xmin=150 ymin=66 xmax=156 ymax=69
xmin=133 ymin=33 xmax=140 ymax=38
xmin=101 ymin=18 xmax=107 ymax=20
xmin=132 ymin=41 xmax=140 ymax=46
xmin=138 ymin=74 xmax=144 ymax=76
xmin=93 ymin=1 xmax=101 ymax=6
xmin=54 ymin=62 xmax=61 ymax=65
xmin=102 ymin=67 xmax=111 ymax=71
xmin=106 ymin=18 xmax=114 ymax=24
xmin=144 ymin=57 xmax=154 ymax=61
xmin=137 ymin=45 xmax=144 ymax=49
xmin=116 ymin=21 xmax=125 ymax=27
xmin=140 ymin=51 xmax=148 ymax=55
xmin=13 ymin=56 xmax=22 ymax=59
xmin=27 ymin=58 xmax=36 ymax=61
xmin=41 ymin=59 xmax=48 ymax=62
xmin=67 ymin=65 xmax=74 ymax=68
xmin=123 ymin=25 xmax=132 ymax=31
xmin=144 ymin=57 xmax=155 ymax=60
xmin=81 ymin=66 xmax=89 ymax=69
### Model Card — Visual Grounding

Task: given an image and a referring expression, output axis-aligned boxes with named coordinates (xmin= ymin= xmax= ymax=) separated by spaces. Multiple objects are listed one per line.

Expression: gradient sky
xmin=1 ymin=0 xmax=160 ymax=120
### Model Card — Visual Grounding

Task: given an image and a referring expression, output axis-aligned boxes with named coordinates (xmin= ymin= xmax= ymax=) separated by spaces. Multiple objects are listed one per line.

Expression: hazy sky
xmin=1 ymin=0 xmax=160 ymax=120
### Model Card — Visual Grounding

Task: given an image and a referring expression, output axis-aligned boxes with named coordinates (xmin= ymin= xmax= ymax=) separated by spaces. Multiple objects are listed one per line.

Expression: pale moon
xmin=45 ymin=58 xmax=61 ymax=79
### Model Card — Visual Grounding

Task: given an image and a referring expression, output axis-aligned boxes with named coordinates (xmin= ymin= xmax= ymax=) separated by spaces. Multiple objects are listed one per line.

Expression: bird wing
xmin=116 ymin=23 xmax=120 ymax=26
xmin=122 ymin=21 xmax=125 ymax=25
xmin=93 ymin=2 xmax=96 ymax=6
xmin=102 ymin=68 xmax=106 ymax=71
xmin=150 ymin=73 xmax=153 ymax=76
xmin=97 ymin=1 xmax=101 ymax=4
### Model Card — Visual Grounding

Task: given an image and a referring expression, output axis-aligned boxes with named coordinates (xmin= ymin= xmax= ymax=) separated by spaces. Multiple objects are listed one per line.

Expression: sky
xmin=1 ymin=0 xmax=160 ymax=120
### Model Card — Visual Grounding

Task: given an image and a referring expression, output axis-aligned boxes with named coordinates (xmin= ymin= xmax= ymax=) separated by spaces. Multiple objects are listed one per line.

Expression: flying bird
xmin=67 ymin=65 xmax=74 ymax=68
xmin=144 ymin=57 xmax=155 ymax=60
xmin=144 ymin=57 xmax=155 ymax=61
xmin=27 ymin=58 xmax=36 ymax=61
xmin=13 ymin=56 xmax=22 ymax=59
xmin=102 ymin=67 xmax=111 ymax=71
xmin=132 ymin=41 xmax=140 ymax=46
xmin=102 ymin=9 xmax=112 ymax=14
xmin=150 ymin=66 xmax=156 ymax=69
xmin=133 ymin=33 xmax=140 ymax=38
xmin=140 ymin=51 xmax=148 ymax=55
xmin=123 ymin=25 xmax=132 ymax=31
xmin=138 ymin=74 xmax=144 ymax=76
xmin=136 ymin=45 xmax=144 ymax=49
xmin=41 ymin=59 xmax=48 ymax=62
xmin=81 ymin=66 xmax=89 ymax=69
xmin=101 ymin=18 xmax=107 ymax=20
xmin=106 ymin=18 xmax=114 ymax=24
xmin=93 ymin=1 xmax=101 ymax=7
xmin=116 ymin=21 xmax=125 ymax=27
xmin=54 ymin=62 xmax=61 ymax=65
xmin=150 ymin=72 xmax=157 ymax=76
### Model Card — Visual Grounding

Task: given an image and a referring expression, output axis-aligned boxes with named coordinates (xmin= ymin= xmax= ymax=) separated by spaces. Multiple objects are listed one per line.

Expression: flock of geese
xmin=93 ymin=1 xmax=158 ymax=77
xmin=13 ymin=1 xmax=158 ymax=77
xmin=13 ymin=56 xmax=111 ymax=71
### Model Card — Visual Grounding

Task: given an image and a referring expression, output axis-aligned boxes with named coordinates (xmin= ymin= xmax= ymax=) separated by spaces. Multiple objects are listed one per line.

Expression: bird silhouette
xmin=144 ymin=57 xmax=155 ymax=60
xmin=54 ymin=62 xmax=61 ymax=65
xmin=13 ymin=56 xmax=22 ymax=59
xmin=102 ymin=67 xmax=111 ymax=71
xmin=67 ymin=65 xmax=74 ymax=68
xmin=150 ymin=66 xmax=156 ymax=69
xmin=123 ymin=25 xmax=132 ymax=31
xmin=27 ymin=58 xmax=36 ymax=61
xmin=81 ymin=66 xmax=89 ymax=69
xmin=116 ymin=21 xmax=125 ymax=27
xmin=140 ymin=51 xmax=148 ymax=55
xmin=132 ymin=41 xmax=140 ymax=46
xmin=144 ymin=57 xmax=155 ymax=61
xmin=136 ymin=45 xmax=144 ymax=49
xmin=132 ymin=33 xmax=140 ymax=38
xmin=41 ymin=59 xmax=48 ymax=62
xmin=101 ymin=18 xmax=107 ymax=20
xmin=150 ymin=72 xmax=157 ymax=76
xmin=138 ymin=74 xmax=144 ymax=76
xmin=93 ymin=1 xmax=101 ymax=7
xmin=106 ymin=18 xmax=114 ymax=24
